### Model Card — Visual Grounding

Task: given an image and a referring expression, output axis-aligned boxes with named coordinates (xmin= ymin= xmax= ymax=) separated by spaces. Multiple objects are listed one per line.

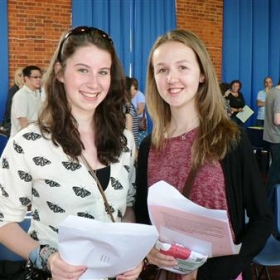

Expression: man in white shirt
xmin=10 ymin=65 xmax=43 ymax=137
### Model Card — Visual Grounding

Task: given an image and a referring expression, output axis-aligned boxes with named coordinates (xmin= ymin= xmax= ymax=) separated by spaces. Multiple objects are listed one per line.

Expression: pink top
xmin=148 ymin=129 xmax=241 ymax=279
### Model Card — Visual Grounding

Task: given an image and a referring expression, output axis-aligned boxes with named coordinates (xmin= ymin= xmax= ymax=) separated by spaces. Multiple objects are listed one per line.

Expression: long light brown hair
xmin=146 ymin=29 xmax=241 ymax=170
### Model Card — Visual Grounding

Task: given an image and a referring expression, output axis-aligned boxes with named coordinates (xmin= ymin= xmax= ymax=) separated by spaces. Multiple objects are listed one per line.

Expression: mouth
xmin=169 ymin=87 xmax=183 ymax=94
xmin=80 ymin=91 xmax=99 ymax=99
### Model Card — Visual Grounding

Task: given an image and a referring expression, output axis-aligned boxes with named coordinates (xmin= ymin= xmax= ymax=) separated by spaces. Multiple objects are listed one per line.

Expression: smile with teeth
xmin=81 ymin=91 xmax=99 ymax=98
xmin=169 ymin=88 xmax=183 ymax=94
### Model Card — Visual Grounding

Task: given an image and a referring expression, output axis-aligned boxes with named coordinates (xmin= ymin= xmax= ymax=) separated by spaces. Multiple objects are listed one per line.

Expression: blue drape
xmin=72 ymin=0 xmax=176 ymax=132
xmin=0 ymin=0 xmax=9 ymax=154
xmin=223 ymin=0 xmax=280 ymax=126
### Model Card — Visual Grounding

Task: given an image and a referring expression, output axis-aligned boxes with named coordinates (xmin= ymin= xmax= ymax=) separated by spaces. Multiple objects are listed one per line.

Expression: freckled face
xmin=59 ymin=45 xmax=112 ymax=117
xmin=152 ymin=41 xmax=204 ymax=110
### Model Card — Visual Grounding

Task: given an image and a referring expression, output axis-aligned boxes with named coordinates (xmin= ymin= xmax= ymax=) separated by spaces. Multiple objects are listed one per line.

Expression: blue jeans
xmin=267 ymin=143 xmax=280 ymax=195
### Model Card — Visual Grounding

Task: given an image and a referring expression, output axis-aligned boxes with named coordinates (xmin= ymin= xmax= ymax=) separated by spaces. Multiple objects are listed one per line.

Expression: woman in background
xmin=0 ymin=67 xmax=24 ymax=136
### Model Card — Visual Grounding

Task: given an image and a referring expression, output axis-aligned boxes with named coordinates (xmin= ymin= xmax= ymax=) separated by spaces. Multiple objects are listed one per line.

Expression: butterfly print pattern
xmin=49 ymin=225 xmax=58 ymax=233
xmin=111 ymin=177 xmax=123 ymax=190
xmin=33 ymin=156 xmax=51 ymax=166
xmin=77 ymin=212 xmax=95 ymax=219
xmin=18 ymin=170 xmax=32 ymax=182
xmin=0 ymin=184 xmax=9 ymax=197
xmin=117 ymin=210 xmax=123 ymax=219
xmin=32 ymin=188 xmax=40 ymax=197
xmin=47 ymin=201 xmax=65 ymax=213
xmin=30 ymin=230 xmax=39 ymax=241
xmin=19 ymin=196 xmax=31 ymax=206
xmin=23 ymin=132 xmax=42 ymax=141
xmin=62 ymin=161 xmax=81 ymax=171
xmin=105 ymin=203 xmax=115 ymax=214
xmin=33 ymin=209 xmax=40 ymax=221
xmin=45 ymin=180 xmax=60 ymax=187
xmin=124 ymin=165 xmax=130 ymax=172
xmin=123 ymin=146 xmax=130 ymax=153
xmin=0 ymin=126 xmax=136 ymax=248
xmin=2 ymin=158 xmax=9 ymax=169
xmin=13 ymin=141 xmax=24 ymax=154
xmin=72 ymin=186 xmax=91 ymax=198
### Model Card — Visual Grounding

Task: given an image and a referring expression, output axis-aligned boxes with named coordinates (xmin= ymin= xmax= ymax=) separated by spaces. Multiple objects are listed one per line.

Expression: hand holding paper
xmin=58 ymin=216 xmax=158 ymax=279
xmin=147 ymin=181 xmax=241 ymax=274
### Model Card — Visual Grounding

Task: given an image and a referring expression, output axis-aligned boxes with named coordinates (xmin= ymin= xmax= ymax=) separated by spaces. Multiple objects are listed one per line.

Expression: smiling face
xmin=58 ymin=44 xmax=112 ymax=117
xmin=152 ymin=41 xmax=204 ymax=111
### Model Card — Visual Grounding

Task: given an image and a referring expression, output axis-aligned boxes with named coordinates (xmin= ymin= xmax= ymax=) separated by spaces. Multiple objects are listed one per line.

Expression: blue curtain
xmin=0 ymin=0 xmax=9 ymax=154
xmin=223 ymin=0 xmax=280 ymax=126
xmin=72 ymin=0 xmax=177 ymax=132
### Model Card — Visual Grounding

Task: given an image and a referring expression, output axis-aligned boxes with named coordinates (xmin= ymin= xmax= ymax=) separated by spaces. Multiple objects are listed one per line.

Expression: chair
xmin=246 ymin=127 xmax=270 ymax=173
xmin=252 ymin=184 xmax=280 ymax=280
xmin=0 ymin=212 xmax=31 ymax=261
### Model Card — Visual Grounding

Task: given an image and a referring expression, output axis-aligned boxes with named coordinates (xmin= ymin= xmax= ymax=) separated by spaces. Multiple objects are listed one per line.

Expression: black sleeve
xmin=198 ymin=131 xmax=273 ymax=280
xmin=135 ymin=135 xmax=151 ymax=224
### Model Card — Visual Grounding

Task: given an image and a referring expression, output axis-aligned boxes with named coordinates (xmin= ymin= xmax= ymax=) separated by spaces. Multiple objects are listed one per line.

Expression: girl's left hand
xmin=116 ymin=261 xmax=143 ymax=280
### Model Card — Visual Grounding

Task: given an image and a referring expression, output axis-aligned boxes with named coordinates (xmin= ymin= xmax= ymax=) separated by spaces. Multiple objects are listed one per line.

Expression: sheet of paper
xmin=58 ymin=216 xmax=158 ymax=279
xmin=236 ymin=105 xmax=254 ymax=123
xmin=148 ymin=181 xmax=241 ymax=258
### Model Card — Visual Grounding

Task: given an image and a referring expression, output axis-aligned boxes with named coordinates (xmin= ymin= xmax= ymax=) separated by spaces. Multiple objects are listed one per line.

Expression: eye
xmin=99 ymin=70 xmax=110 ymax=76
xmin=78 ymin=68 xmax=89 ymax=74
xmin=179 ymin=65 xmax=188 ymax=70
xmin=157 ymin=68 xmax=166 ymax=74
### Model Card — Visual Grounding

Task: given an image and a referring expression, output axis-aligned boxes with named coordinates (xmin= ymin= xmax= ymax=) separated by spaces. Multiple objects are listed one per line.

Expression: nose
xmin=167 ymin=70 xmax=178 ymax=83
xmin=86 ymin=73 xmax=99 ymax=88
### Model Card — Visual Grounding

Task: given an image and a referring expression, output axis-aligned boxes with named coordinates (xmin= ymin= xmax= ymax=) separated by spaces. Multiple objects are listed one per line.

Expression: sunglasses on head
xmin=57 ymin=26 xmax=113 ymax=62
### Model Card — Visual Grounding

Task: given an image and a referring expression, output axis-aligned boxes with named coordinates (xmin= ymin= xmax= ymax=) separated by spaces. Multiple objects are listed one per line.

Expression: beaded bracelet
xmin=29 ymin=244 xmax=58 ymax=271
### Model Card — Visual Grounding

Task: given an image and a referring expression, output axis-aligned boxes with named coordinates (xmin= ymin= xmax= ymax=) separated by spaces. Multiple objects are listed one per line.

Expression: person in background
xmin=0 ymin=26 xmax=142 ymax=280
xmin=263 ymin=87 xmax=280 ymax=195
xmin=275 ymin=77 xmax=280 ymax=89
xmin=256 ymin=76 xmax=273 ymax=127
xmin=223 ymin=80 xmax=245 ymax=127
xmin=0 ymin=67 xmax=24 ymax=136
xmin=131 ymin=77 xmax=148 ymax=143
xmin=10 ymin=65 xmax=43 ymax=137
xmin=135 ymin=29 xmax=273 ymax=280
xmin=126 ymin=76 xmax=139 ymax=149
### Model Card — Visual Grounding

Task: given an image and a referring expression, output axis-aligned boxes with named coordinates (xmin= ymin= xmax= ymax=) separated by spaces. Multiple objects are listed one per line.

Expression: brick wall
xmin=7 ymin=0 xmax=222 ymax=84
xmin=176 ymin=0 xmax=223 ymax=80
xmin=8 ymin=0 xmax=71 ymax=84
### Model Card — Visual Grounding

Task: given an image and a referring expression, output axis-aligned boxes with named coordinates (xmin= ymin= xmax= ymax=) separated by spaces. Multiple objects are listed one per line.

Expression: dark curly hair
xmin=38 ymin=27 xmax=128 ymax=165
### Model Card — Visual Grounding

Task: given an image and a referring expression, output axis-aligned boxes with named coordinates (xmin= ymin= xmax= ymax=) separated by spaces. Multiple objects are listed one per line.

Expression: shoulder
xmin=136 ymin=91 xmax=145 ymax=101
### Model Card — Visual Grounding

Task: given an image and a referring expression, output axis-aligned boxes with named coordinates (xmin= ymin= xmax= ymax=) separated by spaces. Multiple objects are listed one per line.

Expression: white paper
xmin=148 ymin=181 xmax=241 ymax=259
xmin=58 ymin=216 xmax=158 ymax=279
xmin=236 ymin=105 xmax=254 ymax=123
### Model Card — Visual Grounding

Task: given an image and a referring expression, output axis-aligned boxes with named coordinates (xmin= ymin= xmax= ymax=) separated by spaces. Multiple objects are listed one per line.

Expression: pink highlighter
xmin=156 ymin=241 xmax=191 ymax=260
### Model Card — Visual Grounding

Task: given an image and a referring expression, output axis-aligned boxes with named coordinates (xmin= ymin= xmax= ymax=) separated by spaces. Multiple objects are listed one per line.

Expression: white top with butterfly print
xmin=0 ymin=124 xmax=136 ymax=248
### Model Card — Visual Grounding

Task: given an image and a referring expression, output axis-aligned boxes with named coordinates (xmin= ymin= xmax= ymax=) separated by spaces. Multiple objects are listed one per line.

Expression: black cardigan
xmin=135 ymin=132 xmax=273 ymax=280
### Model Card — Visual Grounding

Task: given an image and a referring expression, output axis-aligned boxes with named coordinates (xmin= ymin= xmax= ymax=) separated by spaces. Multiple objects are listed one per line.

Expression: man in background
xmin=256 ymin=76 xmax=273 ymax=127
xmin=263 ymin=87 xmax=280 ymax=195
xmin=10 ymin=65 xmax=43 ymax=137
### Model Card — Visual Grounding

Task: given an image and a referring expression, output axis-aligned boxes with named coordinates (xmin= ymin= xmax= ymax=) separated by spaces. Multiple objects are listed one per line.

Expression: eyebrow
xmin=74 ymin=63 xmax=111 ymax=69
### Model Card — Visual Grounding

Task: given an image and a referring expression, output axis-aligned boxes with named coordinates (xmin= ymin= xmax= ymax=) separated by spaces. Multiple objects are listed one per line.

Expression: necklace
xmin=166 ymin=116 xmax=199 ymax=140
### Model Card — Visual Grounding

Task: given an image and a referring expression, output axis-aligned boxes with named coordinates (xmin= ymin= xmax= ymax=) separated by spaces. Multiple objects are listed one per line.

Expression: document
xmin=58 ymin=216 xmax=158 ymax=279
xmin=148 ymin=181 xmax=241 ymax=273
xmin=236 ymin=105 xmax=254 ymax=123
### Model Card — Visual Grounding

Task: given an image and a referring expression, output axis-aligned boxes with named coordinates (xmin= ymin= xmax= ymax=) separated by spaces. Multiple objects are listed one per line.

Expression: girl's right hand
xmin=48 ymin=252 xmax=87 ymax=280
